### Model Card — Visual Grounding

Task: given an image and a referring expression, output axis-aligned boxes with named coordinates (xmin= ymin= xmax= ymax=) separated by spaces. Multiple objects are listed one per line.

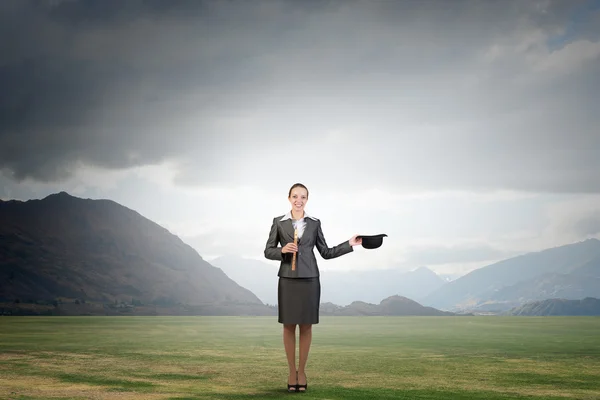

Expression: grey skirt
xmin=278 ymin=277 xmax=321 ymax=325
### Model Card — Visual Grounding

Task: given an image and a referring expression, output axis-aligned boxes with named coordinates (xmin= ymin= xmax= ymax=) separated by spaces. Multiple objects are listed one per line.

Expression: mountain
xmin=483 ymin=272 xmax=600 ymax=310
xmin=0 ymin=192 xmax=272 ymax=315
xmin=321 ymin=266 xmax=446 ymax=305
xmin=319 ymin=295 xmax=456 ymax=316
xmin=508 ymin=297 xmax=600 ymax=316
xmin=421 ymin=238 xmax=600 ymax=311
xmin=210 ymin=255 xmax=446 ymax=306
xmin=438 ymin=273 xmax=463 ymax=282
xmin=572 ymin=254 xmax=600 ymax=277
xmin=209 ymin=255 xmax=279 ymax=305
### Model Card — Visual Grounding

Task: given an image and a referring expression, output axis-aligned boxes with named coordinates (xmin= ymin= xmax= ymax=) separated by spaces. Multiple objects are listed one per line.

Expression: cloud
xmin=3 ymin=160 xmax=597 ymax=276
xmin=401 ymin=243 xmax=515 ymax=266
xmin=572 ymin=215 xmax=600 ymax=237
xmin=542 ymin=195 xmax=600 ymax=242
xmin=1 ymin=0 xmax=599 ymax=194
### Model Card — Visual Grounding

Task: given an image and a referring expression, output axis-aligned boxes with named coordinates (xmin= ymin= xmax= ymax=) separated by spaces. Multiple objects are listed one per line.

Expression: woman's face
xmin=288 ymin=186 xmax=308 ymax=214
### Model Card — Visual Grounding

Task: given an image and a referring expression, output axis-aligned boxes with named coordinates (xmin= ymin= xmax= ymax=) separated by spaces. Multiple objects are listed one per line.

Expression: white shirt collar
xmin=280 ymin=211 xmax=318 ymax=221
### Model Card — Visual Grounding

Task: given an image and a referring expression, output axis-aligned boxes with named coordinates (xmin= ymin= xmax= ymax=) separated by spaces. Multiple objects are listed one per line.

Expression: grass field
xmin=1 ymin=316 xmax=599 ymax=399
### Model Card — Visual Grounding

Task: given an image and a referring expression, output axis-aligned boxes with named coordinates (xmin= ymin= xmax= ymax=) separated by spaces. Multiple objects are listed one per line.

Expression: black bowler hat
xmin=357 ymin=234 xmax=387 ymax=249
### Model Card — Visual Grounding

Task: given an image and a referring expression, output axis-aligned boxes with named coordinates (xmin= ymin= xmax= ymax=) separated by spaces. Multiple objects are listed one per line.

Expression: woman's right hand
xmin=281 ymin=243 xmax=298 ymax=254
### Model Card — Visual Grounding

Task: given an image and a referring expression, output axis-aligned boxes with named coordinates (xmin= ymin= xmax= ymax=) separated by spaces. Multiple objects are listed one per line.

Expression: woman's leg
xmin=283 ymin=324 xmax=297 ymax=387
xmin=298 ymin=324 xmax=312 ymax=390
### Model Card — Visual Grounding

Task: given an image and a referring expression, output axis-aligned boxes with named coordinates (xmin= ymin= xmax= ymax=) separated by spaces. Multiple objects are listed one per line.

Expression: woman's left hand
xmin=349 ymin=235 xmax=362 ymax=247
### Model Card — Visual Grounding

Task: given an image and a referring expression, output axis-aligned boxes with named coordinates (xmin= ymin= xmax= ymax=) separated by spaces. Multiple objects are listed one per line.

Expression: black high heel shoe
xmin=287 ymin=373 xmax=297 ymax=393
xmin=297 ymin=373 xmax=307 ymax=392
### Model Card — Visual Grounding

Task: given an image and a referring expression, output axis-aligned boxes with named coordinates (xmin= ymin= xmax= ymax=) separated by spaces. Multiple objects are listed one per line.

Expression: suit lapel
xmin=302 ymin=218 xmax=316 ymax=244
xmin=281 ymin=218 xmax=295 ymax=242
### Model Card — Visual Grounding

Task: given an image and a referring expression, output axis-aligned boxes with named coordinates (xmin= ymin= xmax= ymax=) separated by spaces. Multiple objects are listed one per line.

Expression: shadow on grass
xmin=167 ymin=386 xmax=576 ymax=400
xmin=57 ymin=373 xmax=156 ymax=391
xmin=153 ymin=373 xmax=211 ymax=380
xmin=134 ymin=372 xmax=211 ymax=381
xmin=501 ymin=371 xmax=600 ymax=390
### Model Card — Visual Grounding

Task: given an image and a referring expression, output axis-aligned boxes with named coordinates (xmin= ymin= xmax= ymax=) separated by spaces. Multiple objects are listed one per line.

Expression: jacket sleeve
xmin=315 ymin=220 xmax=353 ymax=260
xmin=264 ymin=217 xmax=284 ymax=261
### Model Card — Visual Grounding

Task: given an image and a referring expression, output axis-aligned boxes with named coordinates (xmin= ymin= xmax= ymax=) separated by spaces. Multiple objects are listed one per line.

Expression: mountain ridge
xmin=1 ymin=192 xmax=454 ymax=317
xmin=4 ymin=191 xmax=598 ymax=317
xmin=0 ymin=191 xmax=268 ymax=314
xmin=421 ymin=238 xmax=600 ymax=311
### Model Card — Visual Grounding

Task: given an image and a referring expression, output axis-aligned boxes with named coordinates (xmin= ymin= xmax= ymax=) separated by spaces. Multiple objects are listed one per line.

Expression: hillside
xmin=319 ymin=295 xmax=456 ymax=316
xmin=572 ymin=254 xmax=600 ymax=276
xmin=321 ymin=266 xmax=446 ymax=305
xmin=210 ymin=255 xmax=279 ymax=305
xmin=421 ymin=238 xmax=600 ymax=311
xmin=0 ymin=192 xmax=271 ymax=315
xmin=508 ymin=298 xmax=600 ymax=316
xmin=486 ymin=272 xmax=600 ymax=308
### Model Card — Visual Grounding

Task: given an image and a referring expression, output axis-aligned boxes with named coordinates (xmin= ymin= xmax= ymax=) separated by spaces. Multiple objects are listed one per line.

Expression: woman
xmin=264 ymin=183 xmax=362 ymax=392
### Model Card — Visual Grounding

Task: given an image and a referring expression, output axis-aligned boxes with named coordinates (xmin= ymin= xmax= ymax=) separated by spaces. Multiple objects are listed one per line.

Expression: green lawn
xmin=1 ymin=316 xmax=599 ymax=399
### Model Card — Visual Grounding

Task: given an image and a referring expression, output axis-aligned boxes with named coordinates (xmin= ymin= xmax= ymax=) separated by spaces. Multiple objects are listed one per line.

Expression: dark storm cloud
xmin=1 ymin=0 xmax=333 ymax=180
xmin=1 ymin=0 xmax=599 ymax=193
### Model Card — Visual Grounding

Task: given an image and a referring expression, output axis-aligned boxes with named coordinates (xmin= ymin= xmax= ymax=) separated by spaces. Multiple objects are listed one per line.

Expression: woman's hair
xmin=288 ymin=183 xmax=309 ymax=198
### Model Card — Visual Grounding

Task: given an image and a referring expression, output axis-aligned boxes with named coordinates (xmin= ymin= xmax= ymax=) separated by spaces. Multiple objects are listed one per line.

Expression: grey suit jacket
xmin=264 ymin=214 xmax=353 ymax=278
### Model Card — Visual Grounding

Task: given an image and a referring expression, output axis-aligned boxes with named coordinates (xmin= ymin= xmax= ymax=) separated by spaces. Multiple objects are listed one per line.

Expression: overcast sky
xmin=1 ymin=0 xmax=600 ymax=277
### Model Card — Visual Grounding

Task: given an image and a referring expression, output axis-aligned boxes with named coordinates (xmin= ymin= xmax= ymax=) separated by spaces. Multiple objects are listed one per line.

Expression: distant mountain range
xmin=0 ymin=192 xmax=451 ymax=317
xmin=212 ymin=240 xmax=600 ymax=314
xmin=210 ymin=256 xmax=446 ymax=306
xmin=2 ymin=192 xmax=599 ymax=317
xmin=421 ymin=238 xmax=600 ymax=312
